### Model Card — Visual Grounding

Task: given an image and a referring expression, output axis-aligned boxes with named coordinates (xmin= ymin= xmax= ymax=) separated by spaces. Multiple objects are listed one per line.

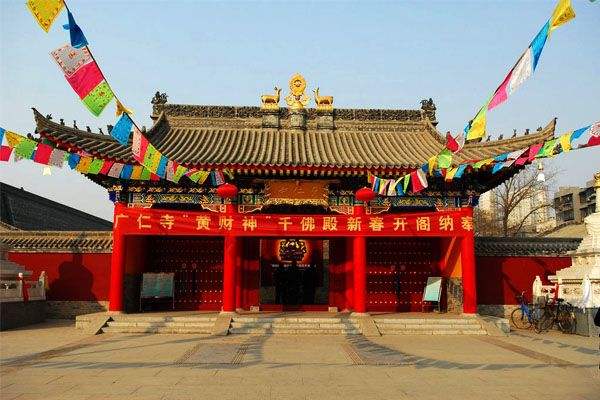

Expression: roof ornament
xmin=260 ymin=87 xmax=281 ymax=110
xmin=420 ymin=98 xmax=437 ymax=125
xmin=285 ymin=73 xmax=310 ymax=110
xmin=59 ymin=118 xmax=65 ymax=126
xmin=313 ymin=87 xmax=333 ymax=111
xmin=151 ymin=91 xmax=168 ymax=114
xmin=512 ymin=129 xmax=517 ymax=138
xmin=525 ymin=128 xmax=530 ymax=135
xmin=45 ymin=114 xmax=52 ymax=120
xmin=86 ymin=126 xmax=92 ymax=133
xmin=73 ymin=120 xmax=78 ymax=129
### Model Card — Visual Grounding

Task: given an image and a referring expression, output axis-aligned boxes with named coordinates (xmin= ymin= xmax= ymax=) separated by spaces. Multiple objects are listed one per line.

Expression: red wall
xmin=7 ymin=252 xmax=111 ymax=301
xmin=476 ymin=256 xmax=571 ymax=305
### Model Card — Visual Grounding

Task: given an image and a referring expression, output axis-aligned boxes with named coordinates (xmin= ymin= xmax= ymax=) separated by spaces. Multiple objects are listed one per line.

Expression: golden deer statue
xmin=261 ymin=87 xmax=281 ymax=110
xmin=313 ymin=87 xmax=333 ymax=111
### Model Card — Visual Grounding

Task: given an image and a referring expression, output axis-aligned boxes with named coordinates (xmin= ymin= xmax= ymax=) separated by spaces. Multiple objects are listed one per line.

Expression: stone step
xmin=107 ymin=321 xmax=215 ymax=328
xmin=102 ymin=326 xmax=212 ymax=334
xmin=373 ymin=318 xmax=478 ymax=325
xmin=111 ymin=317 xmax=216 ymax=323
xmin=228 ymin=327 xmax=361 ymax=335
xmin=376 ymin=323 xmax=483 ymax=331
xmin=376 ymin=329 xmax=487 ymax=335
xmin=233 ymin=317 xmax=343 ymax=323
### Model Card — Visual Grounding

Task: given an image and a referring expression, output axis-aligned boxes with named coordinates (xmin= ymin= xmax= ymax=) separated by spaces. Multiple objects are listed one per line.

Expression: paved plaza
xmin=0 ymin=320 xmax=599 ymax=400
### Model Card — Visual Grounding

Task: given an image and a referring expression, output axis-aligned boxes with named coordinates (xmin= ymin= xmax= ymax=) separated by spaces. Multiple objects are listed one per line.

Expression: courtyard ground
xmin=0 ymin=319 xmax=598 ymax=400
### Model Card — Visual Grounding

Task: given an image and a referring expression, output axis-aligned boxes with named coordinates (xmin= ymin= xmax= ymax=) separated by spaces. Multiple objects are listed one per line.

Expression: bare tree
xmin=482 ymin=165 xmax=558 ymax=237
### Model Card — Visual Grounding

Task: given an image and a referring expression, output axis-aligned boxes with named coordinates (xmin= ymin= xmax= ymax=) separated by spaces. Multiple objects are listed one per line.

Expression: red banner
xmin=114 ymin=206 xmax=473 ymax=238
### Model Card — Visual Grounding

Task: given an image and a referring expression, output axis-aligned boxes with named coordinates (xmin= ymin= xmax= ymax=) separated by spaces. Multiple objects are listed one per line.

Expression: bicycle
xmin=510 ymin=291 xmax=541 ymax=330
xmin=534 ymin=298 xmax=577 ymax=334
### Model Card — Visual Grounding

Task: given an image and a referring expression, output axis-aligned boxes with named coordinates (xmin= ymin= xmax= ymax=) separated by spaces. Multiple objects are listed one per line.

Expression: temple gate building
xmin=32 ymin=74 xmax=557 ymax=315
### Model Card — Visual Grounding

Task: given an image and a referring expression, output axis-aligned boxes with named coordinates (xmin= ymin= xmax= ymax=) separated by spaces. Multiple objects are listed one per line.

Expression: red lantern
xmin=216 ymin=183 xmax=238 ymax=199
xmin=355 ymin=187 xmax=376 ymax=202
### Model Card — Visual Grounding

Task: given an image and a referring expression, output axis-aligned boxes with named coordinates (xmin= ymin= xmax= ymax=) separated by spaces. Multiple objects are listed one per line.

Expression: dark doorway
xmin=259 ymin=239 xmax=329 ymax=310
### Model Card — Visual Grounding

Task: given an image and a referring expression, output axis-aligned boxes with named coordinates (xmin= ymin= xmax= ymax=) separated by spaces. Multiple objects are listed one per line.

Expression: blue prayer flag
xmin=68 ymin=153 xmax=80 ymax=169
xmin=63 ymin=11 xmax=88 ymax=49
xmin=396 ymin=182 xmax=404 ymax=197
xmin=156 ymin=156 xmax=168 ymax=178
xmin=120 ymin=164 xmax=133 ymax=179
xmin=492 ymin=162 xmax=505 ymax=174
xmin=530 ymin=21 xmax=550 ymax=71
xmin=0 ymin=127 xmax=5 ymax=145
xmin=571 ymin=125 xmax=591 ymax=141
xmin=111 ymin=114 xmax=133 ymax=146
xmin=454 ymin=164 xmax=468 ymax=179
xmin=494 ymin=153 xmax=509 ymax=162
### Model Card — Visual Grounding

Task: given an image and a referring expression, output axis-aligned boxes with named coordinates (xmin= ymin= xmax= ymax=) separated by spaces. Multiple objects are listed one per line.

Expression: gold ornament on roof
xmin=285 ymin=73 xmax=310 ymax=110
xmin=313 ymin=87 xmax=333 ymax=111
xmin=260 ymin=87 xmax=281 ymax=110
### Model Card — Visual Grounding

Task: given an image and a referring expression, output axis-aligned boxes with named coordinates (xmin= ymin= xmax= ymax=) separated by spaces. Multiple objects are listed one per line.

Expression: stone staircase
xmin=229 ymin=315 xmax=362 ymax=335
xmin=101 ymin=314 xmax=217 ymax=334
xmin=373 ymin=316 xmax=487 ymax=335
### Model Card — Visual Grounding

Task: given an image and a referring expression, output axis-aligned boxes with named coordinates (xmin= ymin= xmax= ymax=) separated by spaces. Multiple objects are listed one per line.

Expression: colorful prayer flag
xmin=559 ymin=132 xmax=573 ymax=152
xmin=0 ymin=146 xmax=13 ymax=162
xmin=115 ymin=100 xmax=132 ymax=117
xmin=63 ymin=10 xmax=88 ymax=49
xmin=410 ymin=170 xmax=425 ymax=193
xmin=508 ymin=48 xmax=533 ymax=95
xmin=65 ymin=61 xmax=103 ymax=99
xmin=130 ymin=165 xmax=143 ymax=180
xmin=454 ymin=164 xmax=468 ymax=179
xmin=0 ymin=127 xmax=4 ymax=145
xmin=107 ymin=162 xmax=124 ymax=178
xmin=81 ymin=81 xmax=113 ymax=116
xmin=155 ymin=156 xmax=168 ymax=178
xmin=14 ymin=138 xmax=37 ymax=159
xmin=437 ymin=148 xmax=453 ymax=169
xmin=47 ymin=148 xmax=66 ymax=167
xmin=528 ymin=143 xmax=544 ymax=162
xmin=5 ymin=131 xmax=23 ymax=148
xmin=550 ymin=0 xmax=576 ymax=32
xmin=67 ymin=153 xmax=80 ymax=169
xmin=402 ymin=174 xmax=410 ymax=193
xmin=33 ymin=143 xmax=53 ymax=164
xmin=445 ymin=133 xmax=460 ymax=152
xmin=26 ymin=0 xmax=64 ymax=32
xmin=87 ymin=158 xmax=104 ymax=174
xmin=537 ymin=138 xmax=558 ymax=158
xmin=120 ymin=164 xmax=133 ymax=179
xmin=111 ymin=113 xmax=133 ymax=145
xmin=50 ymin=44 xmax=92 ymax=77
xmin=530 ymin=21 xmax=550 ymax=71
xmin=466 ymin=107 xmax=487 ymax=141
xmin=445 ymin=167 xmax=458 ymax=181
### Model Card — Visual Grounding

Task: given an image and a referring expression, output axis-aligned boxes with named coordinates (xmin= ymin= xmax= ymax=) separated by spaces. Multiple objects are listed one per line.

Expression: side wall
xmin=475 ymin=255 xmax=572 ymax=317
xmin=7 ymin=252 xmax=111 ymax=318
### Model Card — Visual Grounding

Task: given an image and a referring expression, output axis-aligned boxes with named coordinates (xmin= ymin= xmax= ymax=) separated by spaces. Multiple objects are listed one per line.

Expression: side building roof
xmin=0 ymin=182 xmax=112 ymax=231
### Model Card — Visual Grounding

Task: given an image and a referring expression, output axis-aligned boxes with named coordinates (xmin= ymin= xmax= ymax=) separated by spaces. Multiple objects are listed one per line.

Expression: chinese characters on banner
xmin=114 ymin=208 xmax=474 ymax=237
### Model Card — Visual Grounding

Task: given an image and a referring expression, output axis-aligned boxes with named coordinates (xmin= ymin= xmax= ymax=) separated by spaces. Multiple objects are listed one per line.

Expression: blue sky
xmin=1 ymin=0 xmax=598 ymax=220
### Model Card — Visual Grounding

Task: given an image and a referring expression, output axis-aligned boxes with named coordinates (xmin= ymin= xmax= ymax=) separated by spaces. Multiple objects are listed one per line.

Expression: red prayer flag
xmin=410 ymin=170 xmax=425 ymax=193
xmin=446 ymin=133 xmax=460 ymax=153
xmin=150 ymin=173 xmax=160 ymax=181
xmin=0 ymin=145 xmax=13 ymax=161
xmin=527 ymin=143 xmax=543 ymax=162
xmin=99 ymin=160 xmax=113 ymax=175
xmin=65 ymin=61 xmax=104 ymax=99
xmin=33 ymin=143 xmax=53 ymax=164
xmin=587 ymin=135 xmax=600 ymax=147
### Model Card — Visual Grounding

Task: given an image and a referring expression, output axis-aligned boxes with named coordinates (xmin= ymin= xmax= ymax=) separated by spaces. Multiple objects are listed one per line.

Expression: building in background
xmin=0 ymin=182 xmax=112 ymax=231
xmin=477 ymin=174 xmax=556 ymax=236
xmin=554 ymin=177 xmax=597 ymax=226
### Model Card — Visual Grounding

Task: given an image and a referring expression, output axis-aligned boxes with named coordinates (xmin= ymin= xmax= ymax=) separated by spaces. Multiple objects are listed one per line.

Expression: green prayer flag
xmin=173 ymin=165 xmax=188 ymax=183
xmin=82 ymin=81 xmax=114 ymax=117
xmin=437 ymin=148 xmax=453 ymax=169
xmin=140 ymin=167 xmax=151 ymax=181
xmin=88 ymin=159 xmax=104 ymax=174
xmin=15 ymin=138 xmax=37 ymax=159
xmin=537 ymin=138 xmax=558 ymax=158
xmin=402 ymin=174 xmax=410 ymax=192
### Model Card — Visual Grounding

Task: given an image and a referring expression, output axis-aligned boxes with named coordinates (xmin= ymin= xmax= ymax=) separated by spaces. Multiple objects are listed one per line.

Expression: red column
xmin=235 ymin=238 xmax=243 ymax=310
xmin=461 ymin=208 xmax=477 ymax=314
xmin=109 ymin=202 xmax=126 ymax=312
xmin=352 ymin=205 xmax=367 ymax=313
xmin=221 ymin=201 xmax=238 ymax=313
xmin=344 ymin=238 xmax=354 ymax=311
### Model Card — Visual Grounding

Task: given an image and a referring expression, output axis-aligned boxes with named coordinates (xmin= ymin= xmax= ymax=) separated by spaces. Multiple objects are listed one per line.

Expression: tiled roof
xmin=0 ymin=183 xmax=112 ymax=231
xmin=475 ymin=236 xmax=581 ymax=257
xmin=1 ymin=231 xmax=112 ymax=253
xmin=33 ymin=106 xmax=555 ymax=172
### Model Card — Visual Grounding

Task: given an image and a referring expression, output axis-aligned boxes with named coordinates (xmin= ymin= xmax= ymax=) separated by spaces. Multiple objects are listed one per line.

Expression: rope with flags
xmin=19 ymin=0 xmax=230 ymax=185
xmin=368 ymin=121 xmax=599 ymax=197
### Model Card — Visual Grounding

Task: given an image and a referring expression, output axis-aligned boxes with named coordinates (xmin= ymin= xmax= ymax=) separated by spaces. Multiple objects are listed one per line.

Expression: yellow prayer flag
xmin=427 ymin=155 xmax=437 ymax=176
xmin=445 ymin=167 xmax=458 ymax=182
xmin=130 ymin=165 xmax=143 ymax=180
xmin=26 ymin=0 xmax=64 ymax=32
xmin=5 ymin=131 xmax=23 ymax=147
xmin=559 ymin=132 xmax=572 ymax=152
xmin=550 ymin=0 xmax=575 ymax=32
xmin=196 ymin=171 xmax=210 ymax=184
xmin=115 ymin=100 xmax=133 ymax=117
xmin=76 ymin=156 xmax=93 ymax=173
xmin=466 ymin=107 xmax=487 ymax=141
